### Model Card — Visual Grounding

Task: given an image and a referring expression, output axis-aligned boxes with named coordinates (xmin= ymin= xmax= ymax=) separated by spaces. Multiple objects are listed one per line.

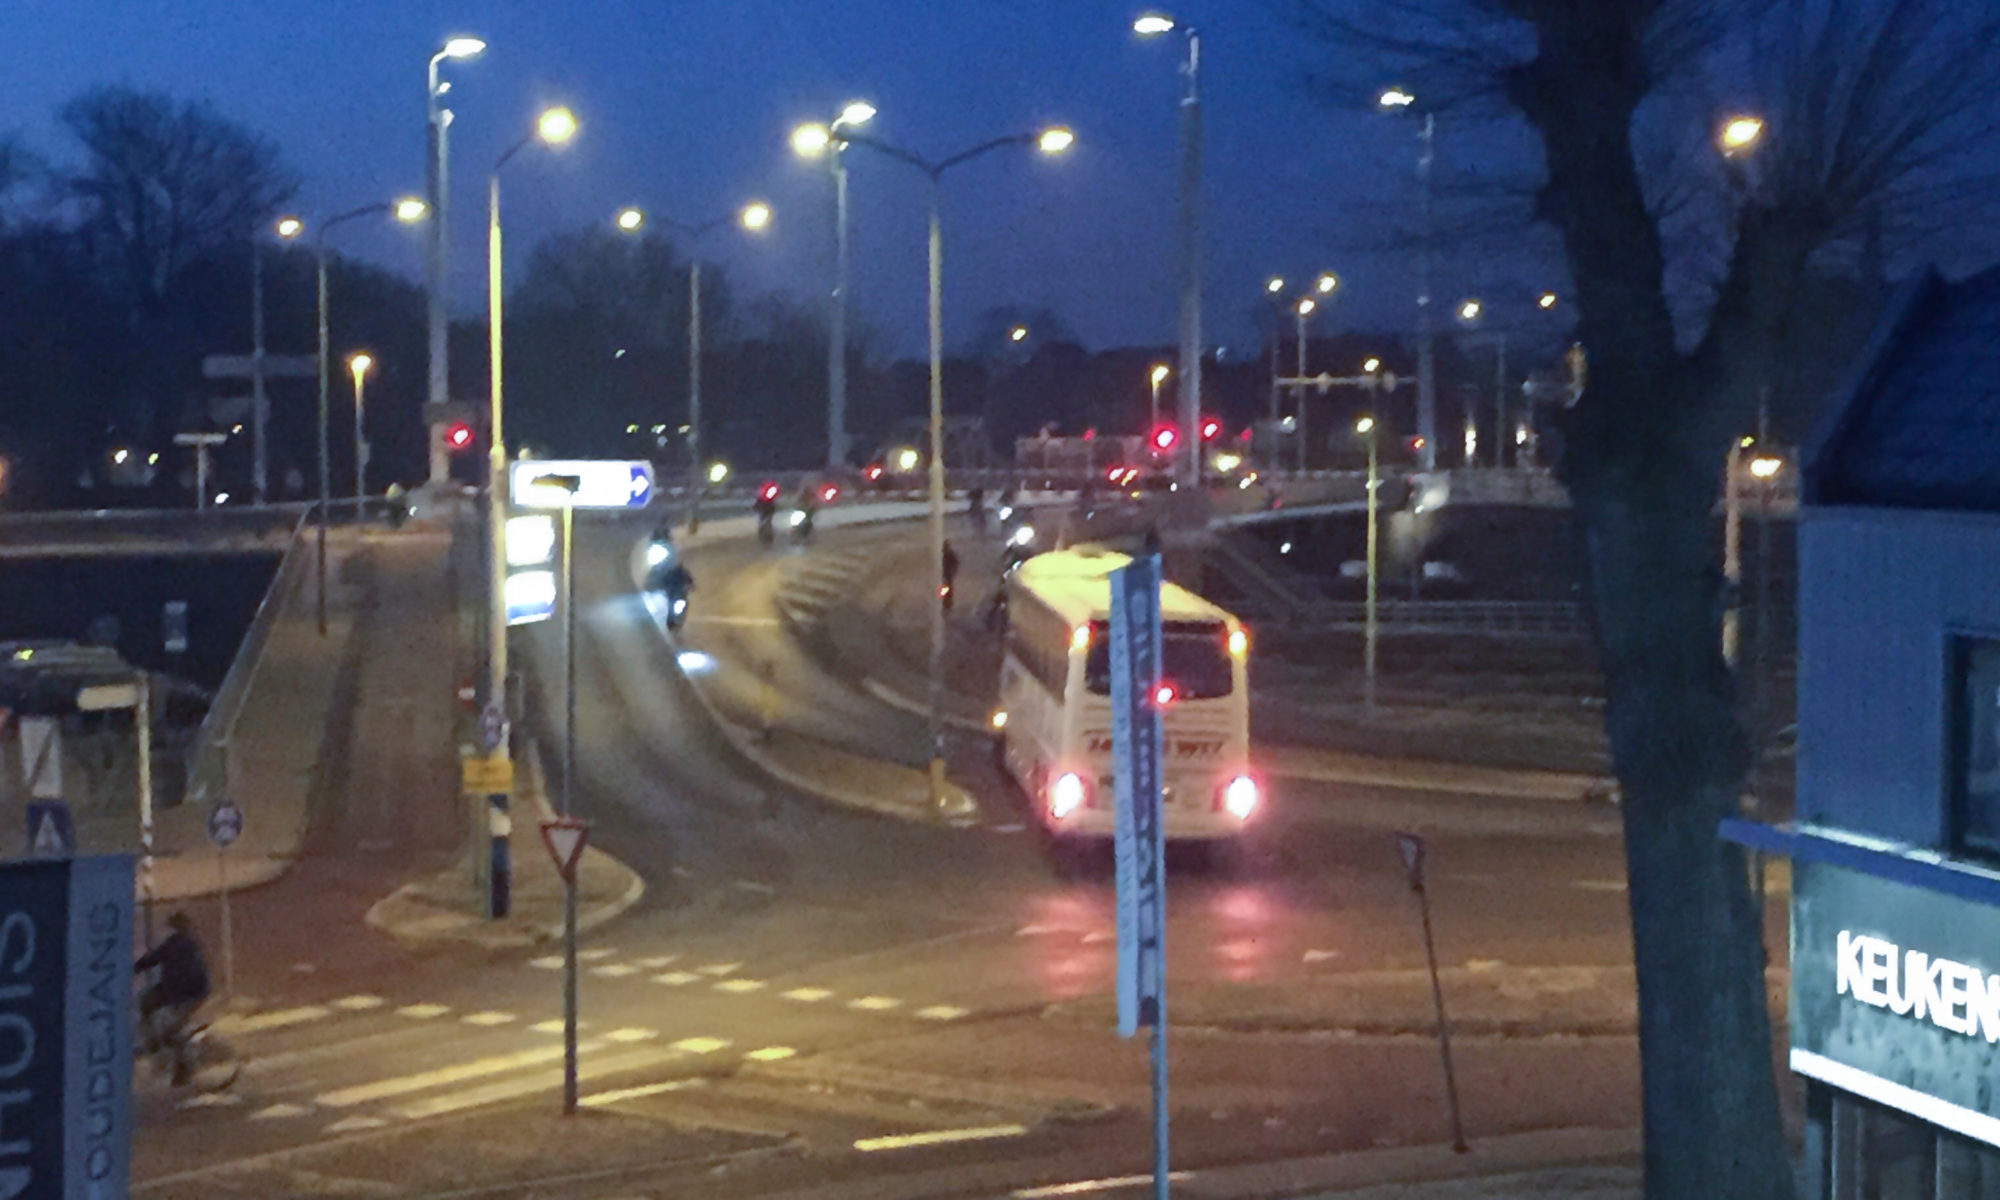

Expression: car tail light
xmin=1050 ymin=772 xmax=1088 ymax=820
xmin=1219 ymin=775 xmax=1259 ymax=820
xmin=759 ymin=482 xmax=780 ymax=502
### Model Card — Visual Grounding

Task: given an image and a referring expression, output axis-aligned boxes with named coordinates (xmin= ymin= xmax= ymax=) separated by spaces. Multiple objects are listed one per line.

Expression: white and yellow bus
xmin=993 ymin=547 xmax=1259 ymax=841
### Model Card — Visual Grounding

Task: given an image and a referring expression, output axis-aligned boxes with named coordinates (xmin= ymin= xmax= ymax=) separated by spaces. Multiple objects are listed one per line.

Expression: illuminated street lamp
xmin=347 ymin=351 xmax=373 ymax=500
xmin=613 ymin=198 xmax=773 ymax=532
xmin=1356 ymin=414 xmax=1381 ymax=707
xmin=804 ymin=120 xmax=1073 ymax=807
xmin=1379 ymin=85 xmax=1437 ymax=470
xmin=1136 ymin=11 xmax=1204 ymax=485
xmin=791 ymin=99 xmax=877 ymax=468
xmin=427 ymin=35 xmax=486 ymax=488
xmin=315 ymin=197 xmax=427 ymax=631
xmin=1150 ymin=363 xmax=1171 ymax=432
xmin=1719 ymin=115 xmax=1766 ymax=157
xmin=1009 ymin=325 xmax=1029 ymax=343
xmin=1538 ymin=291 xmax=1559 ymax=310
xmin=486 ymin=105 xmax=578 ymax=772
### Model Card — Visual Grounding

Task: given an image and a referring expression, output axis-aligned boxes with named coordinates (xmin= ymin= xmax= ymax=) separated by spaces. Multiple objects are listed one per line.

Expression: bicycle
xmin=139 ymin=996 xmax=242 ymax=1093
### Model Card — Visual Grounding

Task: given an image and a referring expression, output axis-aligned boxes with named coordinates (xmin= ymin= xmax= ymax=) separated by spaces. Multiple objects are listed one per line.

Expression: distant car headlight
xmin=1010 ymin=524 xmax=1036 ymax=547
xmin=646 ymin=542 xmax=671 ymax=567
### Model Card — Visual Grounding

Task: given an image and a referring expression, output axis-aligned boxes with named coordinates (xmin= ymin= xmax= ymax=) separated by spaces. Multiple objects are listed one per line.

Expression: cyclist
xmin=136 ymin=911 xmax=211 ymax=1085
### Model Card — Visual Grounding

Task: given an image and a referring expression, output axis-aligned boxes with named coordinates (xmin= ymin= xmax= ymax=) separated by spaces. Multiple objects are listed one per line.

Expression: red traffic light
xmin=1200 ymin=418 xmax=1222 ymax=442
xmin=443 ymin=421 xmax=475 ymax=453
xmin=1151 ymin=426 xmax=1178 ymax=452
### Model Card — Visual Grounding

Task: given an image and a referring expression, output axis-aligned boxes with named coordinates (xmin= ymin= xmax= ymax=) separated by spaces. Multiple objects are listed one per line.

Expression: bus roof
xmin=1010 ymin=546 xmax=1237 ymax=626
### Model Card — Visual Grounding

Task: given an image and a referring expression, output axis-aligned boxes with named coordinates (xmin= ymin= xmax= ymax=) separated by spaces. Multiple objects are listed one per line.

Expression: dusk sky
xmin=2 ymin=0 xmax=1549 ymax=358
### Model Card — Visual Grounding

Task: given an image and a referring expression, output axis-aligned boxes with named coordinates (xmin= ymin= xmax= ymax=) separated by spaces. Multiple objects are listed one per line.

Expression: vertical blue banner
xmin=1112 ymin=555 xmax=1166 ymax=1038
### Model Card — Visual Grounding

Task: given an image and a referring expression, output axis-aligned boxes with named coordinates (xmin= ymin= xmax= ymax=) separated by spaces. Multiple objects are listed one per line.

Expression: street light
xmin=1356 ymin=415 xmax=1380 ymax=708
xmin=1009 ymin=325 xmax=1029 ymax=343
xmin=1136 ymin=11 xmax=1203 ymax=486
xmin=613 ymin=198 xmax=773 ymax=533
xmin=1457 ymin=298 xmax=1482 ymax=322
xmin=487 ymin=105 xmax=578 ymax=762
xmin=1538 ymin=291 xmax=1559 ymax=310
xmin=316 ymin=197 xmax=428 ymax=633
xmin=1294 ymin=295 xmax=1320 ymax=473
xmin=1150 ymin=363 xmax=1171 ymax=432
xmin=809 ymin=121 xmax=1073 ymax=808
xmin=792 ymin=100 xmax=877 ymax=469
xmin=1363 ymin=357 xmax=1382 ymax=373
xmin=1379 ymin=86 xmax=1437 ymax=471
xmin=1719 ymin=115 xmax=1766 ymax=157
xmin=428 ymin=35 xmax=486 ymax=489
xmin=347 ymin=351 xmax=373 ymax=501
xmin=247 ymin=214 xmax=306 ymax=506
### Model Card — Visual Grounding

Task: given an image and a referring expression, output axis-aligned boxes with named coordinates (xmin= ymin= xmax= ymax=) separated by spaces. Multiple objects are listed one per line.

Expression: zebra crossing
xmin=775 ymin=546 xmax=875 ymax=635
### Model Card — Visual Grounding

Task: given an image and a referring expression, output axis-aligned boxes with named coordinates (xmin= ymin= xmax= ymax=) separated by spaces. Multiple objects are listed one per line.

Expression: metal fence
xmin=1272 ymin=599 xmax=1592 ymax=638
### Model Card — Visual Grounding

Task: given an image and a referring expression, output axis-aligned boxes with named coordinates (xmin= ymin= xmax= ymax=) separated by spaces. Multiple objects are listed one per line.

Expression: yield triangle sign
xmin=540 ymin=817 xmax=590 ymax=883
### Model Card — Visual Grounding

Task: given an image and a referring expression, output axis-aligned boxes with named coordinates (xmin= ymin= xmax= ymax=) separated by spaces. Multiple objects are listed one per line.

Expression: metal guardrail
xmin=1275 ymin=599 xmax=1592 ymax=638
xmin=182 ymin=509 xmax=316 ymax=805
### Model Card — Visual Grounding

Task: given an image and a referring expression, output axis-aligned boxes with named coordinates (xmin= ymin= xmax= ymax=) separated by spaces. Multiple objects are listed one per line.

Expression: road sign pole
xmin=1398 ymin=832 xmax=1468 ymax=1153
xmin=217 ymin=844 xmax=234 ymax=1001
xmin=488 ymin=794 xmax=510 ymax=919
xmin=539 ymin=817 xmax=590 ymax=1117
xmin=138 ymin=675 xmax=154 ymax=946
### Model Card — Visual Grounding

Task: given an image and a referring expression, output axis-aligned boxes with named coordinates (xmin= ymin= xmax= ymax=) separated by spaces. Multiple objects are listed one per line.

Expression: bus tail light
xmin=1219 ymin=775 xmax=1259 ymax=821
xmin=1051 ymin=772 xmax=1088 ymax=820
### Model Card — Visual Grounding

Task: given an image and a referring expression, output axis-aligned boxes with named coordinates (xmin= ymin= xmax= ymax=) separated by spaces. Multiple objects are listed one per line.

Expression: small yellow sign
xmin=461 ymin=754 xmax=515 ymax=796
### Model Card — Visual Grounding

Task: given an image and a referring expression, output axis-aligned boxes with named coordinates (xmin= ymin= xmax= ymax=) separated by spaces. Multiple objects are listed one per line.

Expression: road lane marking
xmin=784 ymin=987 xmax=833 ymax=1003
xmin=855 ymin=1124 xmax=1029 ymax=1152
xmin=582 ymin=1078 xmax=707 ymax=1106
xmin=1082 ymin=932 xmax=1114 ymax=945
xmin=697 ymin=962 xmax=742 ymax=976
xmin=251 ymin=1103 xmax=311 ymax=1120
xmin=211 ymin=1005 xmax=330 ymax=1035
xmin=605 ymin=1028 xmax=659 ymax=1043
xmin=578 ymin=948 xmax=618 ymax=962
xmin=671 ymin=1037 xmax=731 ymax=1055
xmin=635 ymin=955 xmax=679 ymax=969
xmin=1303 ymin=950 xmax=1339 ymax=964
xmin=391 ymin=1046 xmax=685 ymax=1119
xmin=179 ymin=1092 xmax=241 ymax=1109
xmin=529 ymin=1020 xmax=586 ymax=1035
xmin=730 ymin=879 xmax=777 ymax=895
xmin=461 ymin=1011 xmax=517 ymax=1027
xmin=1016 ymin=925 xmax=1063 ymax=937
xmin=396 ymin=1004 xmax=451 ymax=1020
xmin=849 ymin=996 xmax=902 ymax=1011
xmin=714 ymin=979 xmax=765 ymax=993
xmin=591 ymin=964 xmax=640 ymax=978
xmin=916 ymin=1006 xmax=968 ymax=1021
xmin=325 ymin=1116 xmax=388 ymax=1134
xmin=528 ymin=956 xmax=564 ymax=970
xmin=330 ymin=995 xmax=386 ymax=1011
xmin=1013 ymin=1173 xmax=1195 ymax=1197
xmin=745 ymin=1046 xmax=796 ymax=1062
xmin=653 ymin=972 xmax=701 ymax=986
xmin=1574 ymin=879 xmax=1628 ymax=892
xmin=315 ymin=1043 xmax=589 ymax=1107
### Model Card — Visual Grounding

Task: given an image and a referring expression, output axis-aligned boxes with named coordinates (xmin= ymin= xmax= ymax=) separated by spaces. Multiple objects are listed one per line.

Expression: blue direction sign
xmin=509 ymin=460 xmax=655 ymax=510
xmin=25 ymin=802 xmax=75 ymax=860
xmin=0 ymin=855 xmax=135 ymax=1199
xmin=207 ymin=800 xmax=243 ymax=849
xmin=1111 ymin=554 xmax=1166 ymax=1039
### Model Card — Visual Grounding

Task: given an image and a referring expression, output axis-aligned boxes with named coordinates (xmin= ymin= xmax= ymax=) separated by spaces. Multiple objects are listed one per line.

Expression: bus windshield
xmin=1084 ymin=620 xmax=1234 ymax=699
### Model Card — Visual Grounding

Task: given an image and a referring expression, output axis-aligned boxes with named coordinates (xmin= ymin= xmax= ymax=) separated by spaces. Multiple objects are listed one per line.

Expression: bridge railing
xmin=182 ymin=509 xmax=315 ymax=806
xmin=1267 ymin=598 xmax=1593 ymax=638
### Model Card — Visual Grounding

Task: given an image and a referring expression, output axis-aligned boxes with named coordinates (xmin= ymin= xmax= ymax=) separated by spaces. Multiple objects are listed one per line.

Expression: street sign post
xmin=209 ymin=800 xmax=243 ymax=1000
xmin=540 ymin=816 xmax=591 ymax=1116
xmin=162 ymin=601 xmax=189 ymax=657
xmin=479 ymin=703 xmax=508 ymax=755
xmin=1110 ymin=554 xmax=1170 ymax=1200
xmin=1394 ymin=830 xmax=1468 ymax=1153
xmin=0 ymin=855 xmax=135 ymax=1198
xmin=25 ymin=802 xmax=75 ymax=860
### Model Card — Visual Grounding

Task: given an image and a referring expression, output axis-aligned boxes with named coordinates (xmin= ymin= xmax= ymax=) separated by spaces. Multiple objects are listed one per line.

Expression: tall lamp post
xmin=1356 ymin=415 xmax=1380 ymax=709
xmin=1379 ymin=88 xmax=1437 ymax=473
xmin=613 ymin=200 xmax=772 ymax=534
xmin=315 ymin=198 xmax=429 ymax=634
xmin=1287 ymin=273 xmax=1338 ymax=474
xmin=347 ymin=351 xmax=374 ymax=500
xmin=793 ymin=102 xmax=876 ymax=469
xmin=427 ymin=36 xmax=486 ymax=489
xmin=1136 ymin=13 xmax=1203 ymax=487
xmin=1149 ymin=364 xmax=1170 ymax=432
xmin=485 ymin=106 xmax=579 ymax=725
xmin=793 ymin=120 xmax=1074 ymax=807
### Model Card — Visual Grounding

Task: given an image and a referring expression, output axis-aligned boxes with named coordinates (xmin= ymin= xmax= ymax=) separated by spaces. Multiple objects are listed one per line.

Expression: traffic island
xmin=365 ymin=743 xmax=644 ymax=949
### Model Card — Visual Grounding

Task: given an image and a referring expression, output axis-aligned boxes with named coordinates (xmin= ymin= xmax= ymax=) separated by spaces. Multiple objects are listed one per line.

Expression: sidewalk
xmin=1182 ymin=1129 xmax=1638 ymax=1199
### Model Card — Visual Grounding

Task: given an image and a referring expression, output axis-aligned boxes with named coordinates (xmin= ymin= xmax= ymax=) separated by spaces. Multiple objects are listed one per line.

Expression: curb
xmin=1178 ymin=1126 xmax=1640 ymax=1199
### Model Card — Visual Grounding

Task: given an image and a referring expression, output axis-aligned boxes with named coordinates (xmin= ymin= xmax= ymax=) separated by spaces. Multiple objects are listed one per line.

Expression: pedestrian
xmin=941 ymin=540 xmax=961 ymax=611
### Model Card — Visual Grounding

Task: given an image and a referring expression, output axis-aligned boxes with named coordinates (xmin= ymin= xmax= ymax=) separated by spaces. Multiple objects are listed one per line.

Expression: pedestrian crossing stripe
xmin=784 ymin=987 xmax=833 ymax=1002
xmin=316 ymin=1042 xmax=591 ymax=1107
xmin=849 ymin=996 xmax=902 ymax=1011
xmin=714 ymin=978 xmax=765 ymax=993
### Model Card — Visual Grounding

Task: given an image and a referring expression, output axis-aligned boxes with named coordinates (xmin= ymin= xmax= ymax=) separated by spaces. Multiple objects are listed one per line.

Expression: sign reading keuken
xmin=1837 ymin=929 xmax=2000 ymax=1042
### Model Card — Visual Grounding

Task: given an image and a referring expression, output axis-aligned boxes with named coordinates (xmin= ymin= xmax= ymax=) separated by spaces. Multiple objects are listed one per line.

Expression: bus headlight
xmin=1222 ymin=775 xmax=1259 ymax=821
xmin=1051 ymin=772 xmax=1087 ymax=820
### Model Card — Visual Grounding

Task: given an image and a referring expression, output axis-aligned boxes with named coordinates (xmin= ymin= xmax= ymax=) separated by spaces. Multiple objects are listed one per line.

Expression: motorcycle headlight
xmin=645 ymin=543 xmax=670 ymax=567
xmin=789 ymin=510 xmax=806 ymax=527
xmin=1011 ymin=524 xmax=1036 ymax=547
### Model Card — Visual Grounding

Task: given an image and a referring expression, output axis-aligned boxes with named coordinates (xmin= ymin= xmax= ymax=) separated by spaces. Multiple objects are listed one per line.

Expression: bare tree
xmin=1283 ymin=1 xmax=2000 ymax=1196
xmin=59 ymin=87 xmax=297 ymax=314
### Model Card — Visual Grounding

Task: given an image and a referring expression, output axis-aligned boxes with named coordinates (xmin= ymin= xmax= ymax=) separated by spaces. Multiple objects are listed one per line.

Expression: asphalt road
xmin=131 ymin=507 xmax=1672 ymax=1200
